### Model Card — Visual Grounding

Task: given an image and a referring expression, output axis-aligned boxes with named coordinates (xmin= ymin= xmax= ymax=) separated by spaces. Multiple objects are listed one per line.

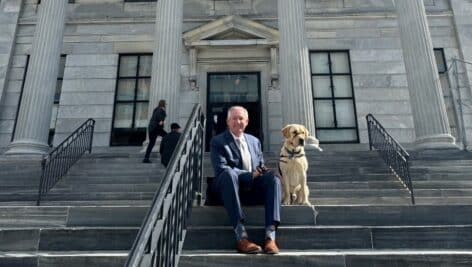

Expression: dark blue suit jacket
xmin=210 ymin=130 xmax=265 ymax=178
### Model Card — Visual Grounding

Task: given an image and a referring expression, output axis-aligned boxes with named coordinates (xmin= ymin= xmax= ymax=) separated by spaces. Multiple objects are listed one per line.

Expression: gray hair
xmin=227 ymin=106 xmax=248 ymax=120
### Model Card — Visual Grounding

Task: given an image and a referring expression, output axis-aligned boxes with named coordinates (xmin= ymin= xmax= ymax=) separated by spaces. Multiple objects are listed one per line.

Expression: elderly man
xmin=210 ymin=106 xmax=281 ymax=254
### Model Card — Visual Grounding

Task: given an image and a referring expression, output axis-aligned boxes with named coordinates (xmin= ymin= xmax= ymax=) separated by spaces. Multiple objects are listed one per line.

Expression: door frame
xmin=205 ymin=72 xmax=262 ymax=151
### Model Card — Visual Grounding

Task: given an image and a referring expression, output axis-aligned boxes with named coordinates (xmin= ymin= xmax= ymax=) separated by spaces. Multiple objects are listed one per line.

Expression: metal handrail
xmin=37 ymin=118 xmax=95 ymax=206
xmin=366 ymin=114 xmax=415 ymax=205
xmin=447 ymin=58 xmax=472 ymax=151
xmin=125 ymin=104 xmax=205 ymax=267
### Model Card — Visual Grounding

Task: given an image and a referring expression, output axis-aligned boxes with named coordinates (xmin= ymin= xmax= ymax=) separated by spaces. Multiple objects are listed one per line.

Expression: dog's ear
xmin=302 ymin=126 xmax=309 ymax=138
xmin=281 ymin=125 xmax=292 ymax=138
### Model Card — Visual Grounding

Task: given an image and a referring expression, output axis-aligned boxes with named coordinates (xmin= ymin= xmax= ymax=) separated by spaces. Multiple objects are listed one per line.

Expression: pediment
xmin=183 ymin=15 xmax=279 ymax=47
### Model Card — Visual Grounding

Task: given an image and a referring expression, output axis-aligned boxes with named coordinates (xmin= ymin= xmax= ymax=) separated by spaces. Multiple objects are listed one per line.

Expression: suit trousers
xmin=212 ymin=168 xmax=281 ymax=228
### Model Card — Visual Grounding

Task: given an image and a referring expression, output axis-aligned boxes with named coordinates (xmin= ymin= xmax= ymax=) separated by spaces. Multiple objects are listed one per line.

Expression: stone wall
xmin=55 ymin=54 xmax=118 ymax=147
xmin=0 ymin=0 xmax=469 ymax=151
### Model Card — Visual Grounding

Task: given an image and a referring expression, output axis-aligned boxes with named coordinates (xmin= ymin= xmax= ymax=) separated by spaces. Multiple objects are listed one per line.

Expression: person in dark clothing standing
xmin=143 ymin=99 xmax=167 ymax=163
xmin=159 ymin=123 xmax=182 ymax=167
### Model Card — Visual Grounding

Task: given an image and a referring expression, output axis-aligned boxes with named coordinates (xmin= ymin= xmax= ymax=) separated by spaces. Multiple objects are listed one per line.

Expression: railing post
xmin=405 ymin=157 xmax=415 ymax=205
xmin=36 ymin=157 xmax=47 ymax=206
xmin=88 ymin=119 xmax=95 ymax=153
xmin=366 ymin=114 xmax=373 ymax=151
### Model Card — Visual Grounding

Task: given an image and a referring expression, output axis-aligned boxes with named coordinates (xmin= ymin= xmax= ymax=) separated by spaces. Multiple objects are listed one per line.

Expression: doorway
xmin=206 ymin=72 xmax=262 ymax=151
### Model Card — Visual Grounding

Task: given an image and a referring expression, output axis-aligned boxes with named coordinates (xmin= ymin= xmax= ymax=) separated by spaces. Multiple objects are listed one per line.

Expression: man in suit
xmin=159 ymin=123 xmax=182 ymax=167
xmin=210 ymin=106 xmax=281 ymax=254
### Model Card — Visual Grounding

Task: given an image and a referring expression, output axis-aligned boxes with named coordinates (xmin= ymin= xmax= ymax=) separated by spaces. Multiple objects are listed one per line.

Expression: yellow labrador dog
xmin=279 ymin=124 xmax=321 ymax=205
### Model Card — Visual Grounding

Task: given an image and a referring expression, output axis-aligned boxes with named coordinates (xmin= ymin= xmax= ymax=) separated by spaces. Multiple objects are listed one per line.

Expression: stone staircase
xmin=0 ymin=148 xmax=163 ymax=267
xmin=2 ymin=148 xmax=472 ymax=266
xmin=179 ymin=150 xmax=472 ymax=267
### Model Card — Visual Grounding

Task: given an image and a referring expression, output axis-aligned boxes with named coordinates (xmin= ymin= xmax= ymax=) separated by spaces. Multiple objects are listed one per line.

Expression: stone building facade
xmin=0 ymin=0 xmax=471 ymax=154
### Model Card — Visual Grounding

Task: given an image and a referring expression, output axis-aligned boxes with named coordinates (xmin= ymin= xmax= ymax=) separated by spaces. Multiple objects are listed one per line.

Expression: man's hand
xmin=159 ymin=120 xmax=164 ymax=126
xmin=253 ymin=166 xmax=270 ymax=178
xmin=252 ymin=169 xmax=262 ymax=179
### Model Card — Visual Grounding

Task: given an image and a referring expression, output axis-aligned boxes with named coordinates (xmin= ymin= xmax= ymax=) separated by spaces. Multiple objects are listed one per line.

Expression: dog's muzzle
xmin=300 ymin=139 xmax=305 ymax=146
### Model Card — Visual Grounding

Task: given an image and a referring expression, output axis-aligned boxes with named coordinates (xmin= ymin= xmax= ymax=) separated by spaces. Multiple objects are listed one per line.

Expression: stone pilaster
xmin=0 ymin=0 xmax=22 ymax=108
xmin=394 ymin=0 xmax=456 ymax=150
xmin=149 ymin=0 xmax=184 ymax=131
xmin=277 ymin=0 xmax=316 ymax=141
xmin=5 ymin=0 xmax=67 ymax=155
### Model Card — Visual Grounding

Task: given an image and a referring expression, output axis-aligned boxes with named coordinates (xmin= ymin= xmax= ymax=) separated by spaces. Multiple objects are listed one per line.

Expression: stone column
xmin=149 ymin=0 xmax=184 ymax=132
xmin=277 ymin=0 xmax=317 ymax=144
xmin=394 ymin=0 xmax=456 ymax=150
xmin=5 ymin=0 xmax=67 ymax=155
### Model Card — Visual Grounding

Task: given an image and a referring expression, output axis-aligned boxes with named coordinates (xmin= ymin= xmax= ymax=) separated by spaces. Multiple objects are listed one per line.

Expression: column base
xmin=4 ymin=139 xmax=49 ymax=156
xmin=414 ymin=133 xmax=460 ymax=150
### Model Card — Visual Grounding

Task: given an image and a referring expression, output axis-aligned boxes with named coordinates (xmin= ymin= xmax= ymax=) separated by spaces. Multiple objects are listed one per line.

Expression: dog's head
xmin=282 ymin=124 xmax=309 ymax=149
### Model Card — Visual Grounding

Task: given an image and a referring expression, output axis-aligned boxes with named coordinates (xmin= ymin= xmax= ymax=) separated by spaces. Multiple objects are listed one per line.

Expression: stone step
xmin=0 ymin=227 xmax=138 ymax=251
xmin=410 ymin=173 xmax=472 ymax=181
xmin=306 ymin=181 xmax=403 ymax=190
xmin=312 ymin=196 xmax=472 ymax=206
xmin=53 ymin=176 xmax=161 ymax=184
xmin=73 ymin=159 xmax=164 ymax=170
xmin=183 ymin=225 xmax=472 ymax=251
xmin=0 ymin=252 xmax=127 ymax=267
xmin=310 ymin=188 xmax=472 ymax=198
xmin=41 ymin=192 xmax=155 ymax=201
xmin=309 ymin=189 xmax=410 ymax=198
xmin=179 ymin=251 xmax=472 ymax=267
xmin=0 ymin=206 xmax=148 ymax=228
xmin=38 ymin=200 xmax=153 ymax=206
xmin=63 ymin=171 xmax=164 ymax=176
xmin=0 ymin=193 xmax=38 ymax=202
xmin=412 ymin=180 xmax=472 ymax=189
xmin=52 ymin=183 xmax=160 ymax=193
xmin=310 ymin=197 xmax=412 ymax=206
xmin=190 ymin=205 xmax=472 ymax=227
xmin=306 ymin=174 xmax=394 ymax=182
xmin=307 ymin=173 xmax=472 ymax=182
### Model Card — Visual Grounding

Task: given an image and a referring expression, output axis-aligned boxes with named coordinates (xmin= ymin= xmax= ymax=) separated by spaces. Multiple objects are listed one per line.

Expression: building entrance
xmin=206 ymin=73 xmax=262 ymax=151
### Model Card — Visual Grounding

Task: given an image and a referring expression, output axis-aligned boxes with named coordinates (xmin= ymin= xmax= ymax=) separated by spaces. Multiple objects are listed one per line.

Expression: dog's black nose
xmin=300 ymin=139 xmax=305 ymax=146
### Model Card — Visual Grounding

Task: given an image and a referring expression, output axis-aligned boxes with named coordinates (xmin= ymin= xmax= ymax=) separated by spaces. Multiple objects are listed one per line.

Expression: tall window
xmin=310 ymin=51 xmax=359 ymax=143
xmin=434 ymin=48 xmax=458 ymax=139
xmin=111 ymin=54 xmax=152 ymax=146
xmin=48 ymin=55 xmax=66 ymax=146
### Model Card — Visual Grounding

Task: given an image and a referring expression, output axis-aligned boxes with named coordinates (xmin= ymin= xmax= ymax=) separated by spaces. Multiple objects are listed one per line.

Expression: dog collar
xmin=280 ymin=146 xmax=305 ymax=160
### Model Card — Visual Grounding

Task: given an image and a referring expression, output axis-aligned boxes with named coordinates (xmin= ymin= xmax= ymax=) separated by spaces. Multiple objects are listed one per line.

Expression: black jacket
xmin=148 ymin=107 xmax=166 ymax=133
xmin=159 ymin=131 xmax=182 ymax=167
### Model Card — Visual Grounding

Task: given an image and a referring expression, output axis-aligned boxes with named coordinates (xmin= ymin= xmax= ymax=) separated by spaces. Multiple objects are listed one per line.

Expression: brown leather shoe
xmin=236 ymin=239 xmax=262 ymax=254
xmin=264 ymin=239 xmax=279 ymax=254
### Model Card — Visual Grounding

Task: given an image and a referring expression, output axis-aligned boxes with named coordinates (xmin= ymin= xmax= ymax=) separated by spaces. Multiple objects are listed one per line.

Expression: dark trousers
xmin=144 ymin=128 xmax=167 ymax=160
xmin=212 ymin=169 xmax=281 ymax=228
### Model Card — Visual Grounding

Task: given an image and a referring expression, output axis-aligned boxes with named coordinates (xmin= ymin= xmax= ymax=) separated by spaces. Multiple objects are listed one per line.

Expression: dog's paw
xmin=282 ymin=198 xmax=291 ymax=205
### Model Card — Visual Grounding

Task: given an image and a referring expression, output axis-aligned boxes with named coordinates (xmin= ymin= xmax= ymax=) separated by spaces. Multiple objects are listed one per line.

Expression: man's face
xmin=227 ymin=108 xmax=248 ymax=137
